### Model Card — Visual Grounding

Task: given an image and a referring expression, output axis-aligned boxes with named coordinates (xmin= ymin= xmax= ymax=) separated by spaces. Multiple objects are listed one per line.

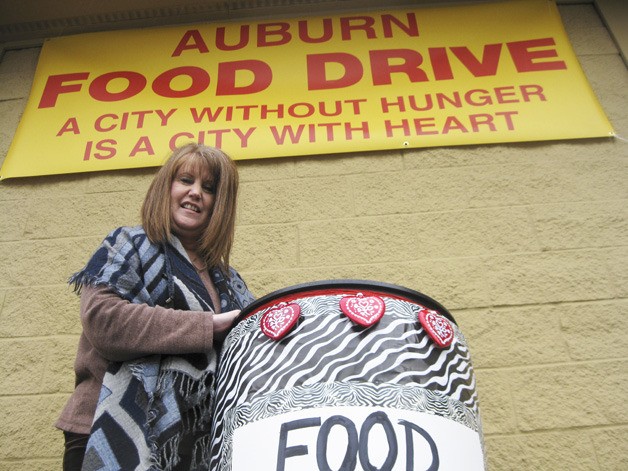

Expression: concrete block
xmin=85 ymin=167 xmax=154 ymax=195
xmin=578 ymin=54 xmax=628 ymax=136
xmin=482 ymin=156 xmax=606 ymax=207
xmin=483 ymin=250 xmax=615 ymax=306
xmin=604 ymin=246 xmax=628 ymax=298
xmin=293 ymin=176 xmax=355 ymax=220
xmin=242 ymin=259 xmax=486 ymax=310
xmin=237 ymin=157 xmax=296 ymax=182
xmin=298 ymin=207 xmax=539 ymax=270
xmin=407 ymin=208 xmax=539 ymax=257
xmin=232 ymin=223 xmax=299 ymax=272
xmin=296 ymin=150 xmax=402 ymax=177
xmin=239 ymin=175 xmax=354 ymax=225
xmin=303 ymin=257 xmax=487 ymax=311
xmin=473 ymin=369 xmax=517 ymax=435
xmin=241 ymin=261 xmax=433 ymax=298
xmin=298 ymin=214 xmax=418 ymax=266
xmin=0 ymin=99 xmax=25 ymax=164
xmin=244 ymin=254 xmax=489 ymax=311
xmin=243 ymin=266 xmax=343 ymax=297
xmin=238 ymin=177 xmax=302 ymax=223
xmin=511 ymin=361 xmax=628 ymax=431
xmin=565 ymin=156 xmax=628 ymax=202
xmin=530 ymin=200 xmax=628 ymax=251
xmin=41 ymin=336 xmax=79 ymax=394
xmin=0 ymin=339 xmax=48 ymax=395
xmin=0 ymin=237 xmax=100 ymax=288
xmin=559 ymin=4 xmax=617 ymax=55
xmin=349 ymin=166 xmax=472 ymax=215
xmin=591 ymin=427 xmax=628 ymax=471
xmin=465 ymin=163 xmax=533 ymax=208
xmin=465 ymin=153 xmax=627 ymax=208
xmin=0 ymin=460 xmax=62 ymax=471
xmin=372 ymin=257 xmax=491 ymax=311
xmin=243 ymin=256 xmax=487 ymax=311
xmin=332 ymin=262 xmax=413 ymax=290
xmin=0 ymin=48 xmax=39 ymax=100
xmin=454 ymin=305 xmax=571 ymax=369
xmin=0 ymin=172 xmax=90 ymax=201
xmin=523 ymin=140 xmax=615 ymax=166
xmin=559 ymin=300 xmax=628 ymax=361
xmin=568 ymin=153 xmax=623 ymax=198
xmin=0 ymin=395 xmax=67 ymax=459
xmin=402 ymin=143 xmax=520 ymax=169
xmin=485 ymin=430 xmax=599 ymax=471
xmin=0 ymin=199 xmax=27 ymax=241
xmin=0 ymin=286 xmax=80 ymax=337
xmin=412 ymin=257 xmax=490 ymax=310
xmin=23 ymin=192 xmax=141 ymax=239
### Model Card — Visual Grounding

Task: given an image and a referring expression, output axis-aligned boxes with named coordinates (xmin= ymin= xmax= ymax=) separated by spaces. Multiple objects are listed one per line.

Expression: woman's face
xmin=170 ymin=160 xmax=215 ymax=242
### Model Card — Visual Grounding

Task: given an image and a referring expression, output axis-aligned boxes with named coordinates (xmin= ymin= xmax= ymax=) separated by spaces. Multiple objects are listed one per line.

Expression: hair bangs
xmin=180 ymin=150 xmax=222 ymax=187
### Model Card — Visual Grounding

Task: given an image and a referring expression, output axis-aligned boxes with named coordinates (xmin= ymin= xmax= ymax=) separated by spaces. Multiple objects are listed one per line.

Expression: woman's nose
xmin=188 ymin=182 xmax=202 ymax=198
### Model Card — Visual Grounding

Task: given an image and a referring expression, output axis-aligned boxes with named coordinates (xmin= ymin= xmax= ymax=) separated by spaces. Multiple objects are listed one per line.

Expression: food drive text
xmin=39 ymin=11 xmax=568 ymax=162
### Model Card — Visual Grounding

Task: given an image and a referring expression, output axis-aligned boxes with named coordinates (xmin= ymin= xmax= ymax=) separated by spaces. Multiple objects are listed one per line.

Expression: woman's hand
xmin=213 ymin=309 xmax=241 ymax=340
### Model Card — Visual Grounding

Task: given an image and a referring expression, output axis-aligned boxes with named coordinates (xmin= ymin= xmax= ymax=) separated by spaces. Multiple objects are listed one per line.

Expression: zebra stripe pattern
xmin=210 ymin=292 xmax=481 ymax=469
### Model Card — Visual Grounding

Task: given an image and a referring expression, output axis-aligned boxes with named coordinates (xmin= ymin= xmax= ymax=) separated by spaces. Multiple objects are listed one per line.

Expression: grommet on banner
xmin=418 ymin=307 xmax=454 ymax=348
xmin=340 ymin=292 xmax=386 ymax=327
xmin=261 ymin=302 xmax=301 ymax=340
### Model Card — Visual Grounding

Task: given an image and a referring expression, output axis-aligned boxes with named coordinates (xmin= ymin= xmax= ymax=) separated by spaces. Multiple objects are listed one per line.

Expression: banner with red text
xmin=1 ymin=0 xmax=614 ymax=179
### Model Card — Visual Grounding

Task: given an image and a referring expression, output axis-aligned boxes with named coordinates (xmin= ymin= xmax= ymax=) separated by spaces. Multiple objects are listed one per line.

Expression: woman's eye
xmin=202 ymin=184 xmax=215 ymax=193
xmin=180 ymin=176 xmax=193 ymax=184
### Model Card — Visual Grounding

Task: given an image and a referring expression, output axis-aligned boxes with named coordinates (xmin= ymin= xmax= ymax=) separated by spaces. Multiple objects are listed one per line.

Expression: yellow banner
xmin=1 ymin=0 xmax=614 ymax=179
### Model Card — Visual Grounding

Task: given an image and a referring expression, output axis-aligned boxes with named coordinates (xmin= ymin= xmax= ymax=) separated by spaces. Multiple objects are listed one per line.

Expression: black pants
xmin=63 ymin=431 xmax=89 ymax=471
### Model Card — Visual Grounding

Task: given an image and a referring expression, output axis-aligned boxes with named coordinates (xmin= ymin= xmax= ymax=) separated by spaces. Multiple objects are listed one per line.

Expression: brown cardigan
xmin=56 ymin=285 xmax=214 ymax=434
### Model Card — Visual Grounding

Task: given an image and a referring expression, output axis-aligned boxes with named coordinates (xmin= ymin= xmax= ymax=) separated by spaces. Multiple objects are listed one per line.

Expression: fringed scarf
xmin=70 ymin=226 xmax=255 ymax=471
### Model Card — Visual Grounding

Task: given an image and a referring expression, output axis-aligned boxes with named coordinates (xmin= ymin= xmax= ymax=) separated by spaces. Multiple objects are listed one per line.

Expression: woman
xmin=56 ymin=144 xmax=255 ymax=470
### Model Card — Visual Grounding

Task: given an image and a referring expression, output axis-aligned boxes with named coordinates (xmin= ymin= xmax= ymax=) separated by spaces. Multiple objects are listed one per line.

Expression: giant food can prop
xmin=210 ymin=280 xmax=485 ymax=470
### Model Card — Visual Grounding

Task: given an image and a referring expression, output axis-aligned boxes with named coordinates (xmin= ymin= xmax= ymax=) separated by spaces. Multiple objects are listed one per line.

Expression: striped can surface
xmin=210 ymin=280 xmax=485 ymax=471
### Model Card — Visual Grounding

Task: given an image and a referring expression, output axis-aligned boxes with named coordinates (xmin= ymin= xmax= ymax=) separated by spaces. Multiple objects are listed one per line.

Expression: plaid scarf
xmin=69 ymin=226 xmax=254 ymax=470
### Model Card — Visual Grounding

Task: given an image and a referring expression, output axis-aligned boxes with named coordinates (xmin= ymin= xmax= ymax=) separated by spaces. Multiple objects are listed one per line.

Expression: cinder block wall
xmin=0 ymin=4 xmax=626 ymax=470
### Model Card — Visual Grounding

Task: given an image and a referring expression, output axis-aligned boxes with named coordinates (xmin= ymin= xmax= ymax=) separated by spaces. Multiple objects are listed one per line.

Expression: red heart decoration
xmin=261 ymin=303 xmax=301 ymax=340
xmin=340 ymin=293 xmax=386 ymax=327
xmin=418 ymin=308 xmax=454 ymax=348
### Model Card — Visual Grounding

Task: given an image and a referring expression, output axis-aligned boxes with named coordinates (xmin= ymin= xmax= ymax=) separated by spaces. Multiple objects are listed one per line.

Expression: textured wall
xmin=0 ymin=4 xmax=626 ymax=470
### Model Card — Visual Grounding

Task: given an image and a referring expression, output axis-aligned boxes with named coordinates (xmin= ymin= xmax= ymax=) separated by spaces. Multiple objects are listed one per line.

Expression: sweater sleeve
xmin=80 ymin=285 xmax=214 ymax=362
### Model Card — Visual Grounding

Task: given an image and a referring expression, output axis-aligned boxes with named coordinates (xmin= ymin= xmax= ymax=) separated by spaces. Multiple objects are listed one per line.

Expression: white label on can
xmin=232 ymin=406 xmax=484 ymax=470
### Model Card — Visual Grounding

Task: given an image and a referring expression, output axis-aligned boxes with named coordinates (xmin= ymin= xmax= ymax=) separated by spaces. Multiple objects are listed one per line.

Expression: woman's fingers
xmin=213 ymin=309 xmax=241 ymax=339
